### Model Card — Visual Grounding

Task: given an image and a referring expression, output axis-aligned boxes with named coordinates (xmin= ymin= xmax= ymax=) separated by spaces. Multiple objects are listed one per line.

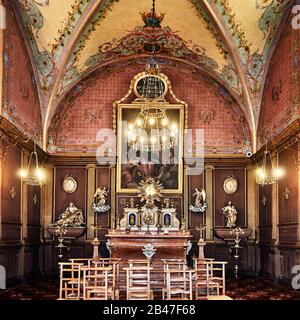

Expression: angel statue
xmin=222 ymin=201 xmax=237 ymax=228
xmin=94 ymin=187 xmax=109 ymax=206
xmin=92 ymin=187 xmax=110 ymax=213
xmin=189 ymin=188 xmax=208 ymax=213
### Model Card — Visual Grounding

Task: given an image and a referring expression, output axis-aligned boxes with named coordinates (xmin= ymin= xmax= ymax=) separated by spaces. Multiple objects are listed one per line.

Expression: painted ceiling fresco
xmin=14 ymin=0 xmax=292 ymax=151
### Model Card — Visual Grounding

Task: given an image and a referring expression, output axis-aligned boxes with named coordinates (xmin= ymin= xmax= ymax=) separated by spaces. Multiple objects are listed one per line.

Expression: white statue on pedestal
xmin=222 ymin=201 xmax=237 ymax=228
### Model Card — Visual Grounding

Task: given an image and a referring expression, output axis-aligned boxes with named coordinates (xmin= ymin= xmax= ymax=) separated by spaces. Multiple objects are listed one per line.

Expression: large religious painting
xmin=116 ymin=103 xmax=184 ymax=193
xmin=114 ymin=68 xmax=187 ymax=194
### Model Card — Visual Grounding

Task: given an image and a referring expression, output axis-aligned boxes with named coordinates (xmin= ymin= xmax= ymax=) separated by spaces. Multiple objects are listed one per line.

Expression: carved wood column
xmin=0 ymin=0 xmax=4 ymax=115
xmin=110 ymin=164 xmax=116 ymax=228
xmin=247 ymin=164 xmax=257 ymax=239
xmin=297 ymin=141 xmax=300 ymax=245
xmin=19 ymin=149 xmax=29 ymax=279
xmin=272 ymin=154 xmax=279 ymax=245
xmin=42 ymin=164 xmax=54 ymax=239
xmin=86 ymin=164 xmax=96 ymax=240
xmin=183 ymin=164 xmax=189 ymax=228
xmin=0 ymin=141 xmax=2 ymax=241
xmin=20 ymin=149 xmax=28 ymax=243
xmin=205 ymin=165 xmax=214 ymax=240
xmin=273 ymin=153 xmax=280 ymax=279
xmin=247 ymin=164 xmax=259 ymax=273
xmin=0 ymin=1 xmax=5 ymax=240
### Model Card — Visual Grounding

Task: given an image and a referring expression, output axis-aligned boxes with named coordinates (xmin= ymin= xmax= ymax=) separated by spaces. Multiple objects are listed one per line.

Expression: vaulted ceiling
xmin=13 ymin=0 xmax=292 ymax=151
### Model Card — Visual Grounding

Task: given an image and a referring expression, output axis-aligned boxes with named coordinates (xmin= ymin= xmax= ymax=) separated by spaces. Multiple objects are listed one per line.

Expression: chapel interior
xmin=0 ymin=0 xmax=300 ymax=301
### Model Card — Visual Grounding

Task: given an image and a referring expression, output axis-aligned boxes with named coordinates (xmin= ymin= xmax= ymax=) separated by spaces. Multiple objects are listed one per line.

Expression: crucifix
xmin=196 ymin=224 xmax=207 ymax=241
xmin=196 ymin=224 xmax=207 ymax=259
xmin=283 ymin=187 xmax=291 ymax=200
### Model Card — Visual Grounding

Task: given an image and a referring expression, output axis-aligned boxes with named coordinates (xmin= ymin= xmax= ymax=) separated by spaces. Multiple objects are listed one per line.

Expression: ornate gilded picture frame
xmin=114 ymin=71 xmax=187 ymax=194
xmin=116 ymin=104 xmax=184 ymax=193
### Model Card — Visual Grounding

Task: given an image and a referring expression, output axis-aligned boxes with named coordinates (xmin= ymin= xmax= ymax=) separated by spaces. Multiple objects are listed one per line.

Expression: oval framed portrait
xmin=223 ymin=176 xmax=238 ymax=195
xmin=63 ymin=175 xmax=77 ymax=193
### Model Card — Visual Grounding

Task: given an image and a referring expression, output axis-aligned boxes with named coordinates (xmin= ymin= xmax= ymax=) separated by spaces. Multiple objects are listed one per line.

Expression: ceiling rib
xmin=42 ymin=0 xmax=105 ymax=151
xmin=201 ymin=0 xmax=257 ymax=152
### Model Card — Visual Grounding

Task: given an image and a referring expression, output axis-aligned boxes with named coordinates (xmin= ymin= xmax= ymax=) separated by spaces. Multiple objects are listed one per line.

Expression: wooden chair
xmin=91 ymin=258 xmax=121 ymax=299
xmin=163 ymin=269 xmax=194 ymax=300
xmin=162 ymin=259 xmax=187 ymax=299
xmin=69 ymin=258 xmax=92 ymax=267
xmin=58 ymin=262 xmax=82 ymax=300
xmin=205 ymin=261 xmax=227 ymax=296
xmin=124 ymin=260 xmax=153 ymax=300
xmin=82 ymin=266 xmax=113 ymax=300
xmin=127 ymin=259 xmax=151 ymax=268
xmin=68 ymin=258 xmax=94 ymax=298
xmin=194 ymin=258 xmax=219 ymax=299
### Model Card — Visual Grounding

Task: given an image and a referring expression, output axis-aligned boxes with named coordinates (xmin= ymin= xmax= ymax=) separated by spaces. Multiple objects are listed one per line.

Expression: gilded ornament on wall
xmin=62 ymin=175 xmax=77 ymax=193
xmin=223 ymin=176 xmax=238 ymax=195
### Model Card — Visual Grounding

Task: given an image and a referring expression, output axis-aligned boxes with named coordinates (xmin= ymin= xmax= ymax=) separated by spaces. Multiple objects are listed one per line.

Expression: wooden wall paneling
xmin=188 ymin=171 xmax=205 ymax=241
xmin=0 ymin=140 xmax=3 ymax=240
xmin=298 ymin=141 xmax=300 ymax=243
xmin=42 ymin=164 xmax=54 ymax=239
xmin=214 ymin=167 xmax=247 ymax=228
xmin=96 ymin=166 xmax=110 ymax=229
xmin=27 ymin=185 xmax=41 ymax=243
xmin=53 ymin=167 xmax=87 ymax=221
xmin=247 ymin=165 xmax=258 ymax=241
xmin=86 ymin=164 xmax=96 ymax=240
xmin=278 ymin=143 xmax=298 ymax=244
xmin=0 ymin=246 xmax=21 ymax=283
xmin=1 ymin=142 xmax=21 ymax=241
xmin=205 ymin=166 xmax=214 ymax=240
xmin=258 ymin=184 xmax=272 ymax=243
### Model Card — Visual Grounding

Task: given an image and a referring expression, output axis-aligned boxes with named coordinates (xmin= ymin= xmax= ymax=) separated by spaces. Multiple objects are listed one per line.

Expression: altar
xmin=106 ymin=229 xmax=192 ymax=290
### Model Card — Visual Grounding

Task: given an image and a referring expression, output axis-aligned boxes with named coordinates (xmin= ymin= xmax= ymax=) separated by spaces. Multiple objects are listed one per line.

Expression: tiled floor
xmin=0 ymin=276 xmax=299 ymax=300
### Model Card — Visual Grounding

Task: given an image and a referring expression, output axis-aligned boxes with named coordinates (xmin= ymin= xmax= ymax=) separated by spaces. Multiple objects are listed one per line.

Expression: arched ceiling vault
xmin=12 ymin=0 xmax=293 ymax=152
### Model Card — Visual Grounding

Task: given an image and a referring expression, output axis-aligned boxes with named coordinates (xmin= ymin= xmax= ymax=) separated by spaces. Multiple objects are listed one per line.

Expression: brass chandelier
xmin=255 ymin=144 xmax=284 ymax=186
xmin=19 ymin=142 xmax=46 ymax=186
xmin=127 ymin=0 xmax=178 ymax=152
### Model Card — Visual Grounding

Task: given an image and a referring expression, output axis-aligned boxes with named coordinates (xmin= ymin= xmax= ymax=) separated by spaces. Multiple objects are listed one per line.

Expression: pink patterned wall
xmin=258 ymin=17 xmax=299 ymax=147
xmin=3 ymin=6 xmax=41 ymax=137
xmin=52 ymin=65 xmax=250 ymax=154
